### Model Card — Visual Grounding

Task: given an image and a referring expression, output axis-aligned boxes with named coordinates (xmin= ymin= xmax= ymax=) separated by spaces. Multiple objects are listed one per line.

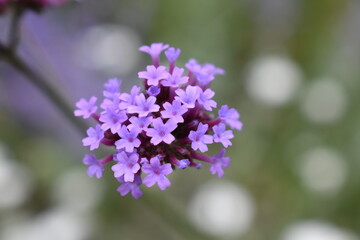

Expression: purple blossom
xmin=210 ymin=148 xmax=230 ymax=178
xmin=103 ymin=78 xmax=121 ymax=98
xmin=177 ymin=159 xmax=190 ymax=169
xmin=99 ymin=109 xmax=127 ymax=134
xmin=161 ymin=100 xmax=188 ymax=123
xmin=186 ymin=60 xmax=224 ymax=85
xmin=139 ymin=43 xmax=169 ymax=66
xmin=165 ymin=47 xmax=181 ymax=63
xmin=218 ymin=105 xmax=243 ymax=130
xmin=139 ymin=43 xmax=169 ymax=59
xmin=83 ymin=154 xmax=104 ymax=179
xmin=175 ymin=85 xmax=200 ymax=108
xmin=75 ymin=43 xmax=241 ymax=198
xmin=198 ymin=88 xmax=217 ymax=111
xmin=119 ymin=85 xmax=141 ymax=109
xmin=142 ymin=156 xmax=173 ymax=190
xmin=138 ymin=65 xmax=168 ymax=86
xmin=204 ymin=63 xmax=225 ymax=75
xmin=186 ymin=59 xmax=202 ymax=73
xmin=74 ymin=96 xmax=97 ymax=119
xmin=100 ymin=96 xmax=120 ymax=111
xmin=161 ymin=67 xmax=188 ymax=87
xmin=146 ymin=86 xmax=160 ymax=96
xmin=117 ymin=175 xmax=143 ymax=199
xmin=213 ymin=123 xmax=234 ymax=148
xmin=146 ymin=118 xmax=177 ymax=145
xmin=115 ymin=126 xmax=141 ymax=152
xmin=82 ymin=125 xmax=104 ymax=150
xmin=127 ymin=116 xmax=152 ymax=132
xmin=127 ymin=93 xmax=160 ymax=117
xmin=112 ymin=151 xmax=140 ymax=182
xmin=188 ymin=123 xmax=213 ymax=152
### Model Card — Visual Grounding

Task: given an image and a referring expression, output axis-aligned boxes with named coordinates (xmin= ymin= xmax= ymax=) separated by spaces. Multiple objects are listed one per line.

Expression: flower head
xmin=75 ymin=43 xmax=242 ymax=198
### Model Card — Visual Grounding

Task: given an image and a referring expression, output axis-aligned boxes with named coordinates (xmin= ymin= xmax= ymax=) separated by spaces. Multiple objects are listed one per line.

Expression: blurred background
xmin=0 ymin=0 xmax=359 ymax=239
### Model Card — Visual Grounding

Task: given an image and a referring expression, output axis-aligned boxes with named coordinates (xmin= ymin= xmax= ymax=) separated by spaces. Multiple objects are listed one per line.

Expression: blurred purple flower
xmin=82 ymin=125 xmax=104 ymax=150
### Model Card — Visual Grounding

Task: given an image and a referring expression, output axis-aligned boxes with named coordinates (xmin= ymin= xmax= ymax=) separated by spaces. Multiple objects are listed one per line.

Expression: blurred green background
xmin=0 ymin=0 xmax=359 ymax=239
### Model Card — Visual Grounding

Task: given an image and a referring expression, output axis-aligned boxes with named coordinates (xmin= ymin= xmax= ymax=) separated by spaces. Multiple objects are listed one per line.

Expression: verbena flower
xmin=74 ymin=43 xmax=243 ymax=198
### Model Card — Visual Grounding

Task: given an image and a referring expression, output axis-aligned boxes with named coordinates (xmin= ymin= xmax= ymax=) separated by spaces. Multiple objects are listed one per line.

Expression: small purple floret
xmin=99 ymin=109 xmax=127 ymax=134
xmin=188 ymin=123 xmax=213 ymax=152
xmin=218 ymin=105 xmax=243 ymax=130
xmin=119 ymin=85 xmax=141 ymax=109
xmin=103 ymin=78 xmax=121 ymax=98
xmin=115 ymin=126 xmax=141 ymax=152
xmin=198 ymin=88 xmax=217 ymax=111
xmin=213 ymin=123 xmax=234 ymax=148
xmin=210 ymin=148 xmax=230 ymax=178
xmin=175 ymin=85 xmax=200 ymax=108
xmin=117 ymin=175 xmax=143 ymax=199
xmin=138 ymin=65 xmax=168 ymax=86
xmin=83 ymin=154 xmax=104 ymax=179
xmin=139 ymin=43 xmax=169 ymax=59
xmin=82 ymin=125 xmax=104 ymax=151
xmin=161 ymin=67 xmax=188 ymax=87
xmin=160 ymin=100 xmax=188 ymax=123
xmin=112 ymin=151 xmax=140 ymax=182
xmin=177 ymin=159 xmax=190 ymax=169
xmin=146 ymin=118 xmax=177 ymax=145
xmin=128 ymin=116 xmax=152 ymax=132
xmin=74 ymin=96 xmax=97 ymax=119
xmin=142 ymin=156 xmax=173 ymax=190
xmin=128 ymin=93 xmax=160 ymax=117
xmin=165 ymin=47 xmax=181 ymax=63
xmin=146 ymin=86 xmax=161 ymax=96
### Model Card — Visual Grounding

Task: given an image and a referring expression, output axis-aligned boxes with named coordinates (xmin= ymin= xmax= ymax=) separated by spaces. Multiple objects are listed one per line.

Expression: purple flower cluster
xmin=75 ymin=43 xmax=243 ymax=199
